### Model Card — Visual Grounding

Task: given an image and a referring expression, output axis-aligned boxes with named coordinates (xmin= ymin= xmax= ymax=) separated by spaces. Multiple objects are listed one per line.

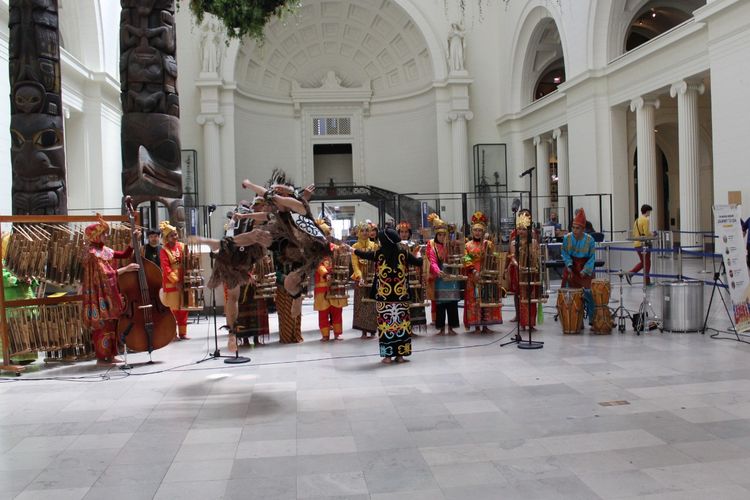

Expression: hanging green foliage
xmin=183 ymin=0 xmax=299 ymax=40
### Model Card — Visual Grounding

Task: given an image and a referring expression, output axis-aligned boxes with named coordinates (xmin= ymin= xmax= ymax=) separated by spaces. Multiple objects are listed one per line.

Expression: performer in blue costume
xmin=561 ymin=209 xmax=597 ymax=325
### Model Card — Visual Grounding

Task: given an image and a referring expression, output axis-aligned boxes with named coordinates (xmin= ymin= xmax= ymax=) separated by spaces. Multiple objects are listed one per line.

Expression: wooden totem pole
xmin=8 ymin=0 xmax=67 ymax=215
xmin=120 ymin=0 xmax=183 ymax=226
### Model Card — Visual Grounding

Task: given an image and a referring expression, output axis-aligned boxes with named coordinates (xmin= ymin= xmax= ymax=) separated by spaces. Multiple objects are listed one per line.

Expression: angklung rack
xmin=0 ymin=214 xmax=132 ymax=375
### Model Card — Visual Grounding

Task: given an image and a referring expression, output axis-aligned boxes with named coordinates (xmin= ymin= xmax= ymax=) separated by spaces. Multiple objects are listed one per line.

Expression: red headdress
xmin=85 ymin=214 xmax=109 ymax=243
xmin=470 ymin=211 xmax=488 ymax=230
xmin=396 ymin=221 xmax=411 ymax=232
xmin=573 ymin=208 xmax=587 ymax=228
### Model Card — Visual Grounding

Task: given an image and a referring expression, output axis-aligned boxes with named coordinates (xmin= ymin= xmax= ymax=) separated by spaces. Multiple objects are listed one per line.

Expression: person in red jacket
xmin=159 ymin=221 xmax=189 ymax=340
xmin=81 ymin=216 xmax=140 ymax=363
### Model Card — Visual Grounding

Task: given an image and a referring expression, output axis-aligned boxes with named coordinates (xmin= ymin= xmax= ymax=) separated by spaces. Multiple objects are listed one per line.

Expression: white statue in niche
xmin=200 ymin=21 xmax=223 ymax=75
xmin=448 ymin=22 xmax=466 ymax=73
xmin=321 ymin=70 xmax=343 ymax=89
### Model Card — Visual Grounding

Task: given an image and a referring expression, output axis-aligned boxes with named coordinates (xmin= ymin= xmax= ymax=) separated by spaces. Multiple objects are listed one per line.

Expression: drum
xmin=590 ymin=279 xmax=613 ymax=334
xmin=435 ymin=277 xmax=462 ymax=302
xmin=557 ymin=288 xmax=584 ymax=334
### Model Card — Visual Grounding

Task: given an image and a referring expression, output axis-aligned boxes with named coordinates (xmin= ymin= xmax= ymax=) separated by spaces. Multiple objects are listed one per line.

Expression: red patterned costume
xmin=81 ymin=217 xmax=133 ymax=361
xmin=507 ymin=210 xmax=540 ymax=329
xmin=463 ymin=211 xmax=502 ymax=329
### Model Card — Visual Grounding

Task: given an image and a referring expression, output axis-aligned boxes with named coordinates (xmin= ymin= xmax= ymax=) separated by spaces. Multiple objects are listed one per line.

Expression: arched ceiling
xmin=234 ymin=0 xmax=434 ymax=100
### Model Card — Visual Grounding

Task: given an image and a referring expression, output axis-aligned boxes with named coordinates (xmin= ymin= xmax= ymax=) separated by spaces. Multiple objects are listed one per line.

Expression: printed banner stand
xmin=709 ymin=205 xmax=750 ymax=333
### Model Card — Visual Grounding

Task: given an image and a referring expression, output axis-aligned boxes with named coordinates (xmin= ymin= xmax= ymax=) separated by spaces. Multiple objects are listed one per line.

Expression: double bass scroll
xmin=117 ymin=197 xmax=176 ymax=354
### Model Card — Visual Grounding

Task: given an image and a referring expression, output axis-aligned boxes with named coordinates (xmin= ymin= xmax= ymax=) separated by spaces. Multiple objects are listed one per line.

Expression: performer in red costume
xmin=159 ymin=220 xmax=189 ymax=340
xmin=81 ymin=216 xmax=140 ymax=364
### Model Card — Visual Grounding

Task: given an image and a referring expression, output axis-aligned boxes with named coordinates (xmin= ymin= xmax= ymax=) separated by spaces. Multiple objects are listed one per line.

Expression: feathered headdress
xmin=470 ymin=211 xmax=488 ymax=230
xmin=85 ymin=214 xmax=110 ymax=243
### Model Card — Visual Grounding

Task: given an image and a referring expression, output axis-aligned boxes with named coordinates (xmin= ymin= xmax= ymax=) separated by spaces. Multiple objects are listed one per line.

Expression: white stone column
xmin=534 ymin=135 xmax=551 ymax=221
xmin=670 ymin=81 xmax=705 ymax=250
xmin=446 ymin=110 xmax=473 ymax=222
xmin=552 ymin=128 xmax=569 ymax=214
xmin=629 ymin=97 xmax=661 ymax=227
xmin=197 ymin=114 xmax=224 ymax=236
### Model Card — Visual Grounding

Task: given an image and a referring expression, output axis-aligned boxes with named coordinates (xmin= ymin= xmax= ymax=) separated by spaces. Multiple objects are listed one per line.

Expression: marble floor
xmin=2 ymin=260 xmax=750 ymax=500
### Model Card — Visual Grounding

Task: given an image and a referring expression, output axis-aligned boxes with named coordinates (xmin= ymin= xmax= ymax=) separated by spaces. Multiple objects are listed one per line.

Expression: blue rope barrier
xmin=596 ymin=268 xmax=728 ymax=288
xmin=680 ymin=249 xmax=721 ymax=258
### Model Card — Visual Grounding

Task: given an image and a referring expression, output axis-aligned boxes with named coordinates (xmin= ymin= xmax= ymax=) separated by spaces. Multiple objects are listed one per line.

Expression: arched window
xmin=625 ymin=1 xmax=706 ymax=52
xmin=534 ymin=59 xmax=565 ymax=100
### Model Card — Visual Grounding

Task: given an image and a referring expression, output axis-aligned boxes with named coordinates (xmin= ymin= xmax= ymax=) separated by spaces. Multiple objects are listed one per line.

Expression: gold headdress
xmin=427 ymin=213 xmax=448 ymax=234
xmin=515 ymin=210 xmax=532 ymax=229
xmin=159 ymin=220 xmax=177 ymax=240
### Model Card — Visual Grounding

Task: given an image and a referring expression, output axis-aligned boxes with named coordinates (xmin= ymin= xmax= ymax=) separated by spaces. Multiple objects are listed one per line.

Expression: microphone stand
xmin=205 ymin=204 xmax=250 ymax=365
xmin=501 ymin=169 xmax=543 ymax=350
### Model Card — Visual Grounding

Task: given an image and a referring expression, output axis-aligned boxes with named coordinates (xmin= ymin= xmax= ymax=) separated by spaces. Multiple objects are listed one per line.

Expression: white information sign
xmin=713 ymin=205 xmax=750 ymax=332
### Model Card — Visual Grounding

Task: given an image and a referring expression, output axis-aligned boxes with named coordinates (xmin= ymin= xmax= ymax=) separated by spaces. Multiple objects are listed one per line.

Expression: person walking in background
xmin=626 ymin=204 xmax=654 ymax=286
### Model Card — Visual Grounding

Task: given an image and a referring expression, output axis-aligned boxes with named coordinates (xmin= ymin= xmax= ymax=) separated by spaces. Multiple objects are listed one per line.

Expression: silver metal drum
xmin=661 ymin=281 xmax=704 ymax=332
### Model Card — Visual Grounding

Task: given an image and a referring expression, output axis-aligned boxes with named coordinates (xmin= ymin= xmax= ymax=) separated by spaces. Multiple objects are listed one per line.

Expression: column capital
xmin=533 ymin=135 xmax=548 ymax=146
xmin=445 ymin=110 xmax=474 ymax=123
xmin=552 ymin=128 xmax=566 ymax=140
xmin=196 ymin=114 xmax=225 ymax=126
xmin=629 ymin=97 xmax=660 ymax=112
xmin=669 ymin=80 xmax=706 ymax=98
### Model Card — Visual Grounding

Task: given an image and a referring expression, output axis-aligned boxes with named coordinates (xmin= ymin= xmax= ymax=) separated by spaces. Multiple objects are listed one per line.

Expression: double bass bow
xmin=117 ymin=197 xmax=176 ymax=357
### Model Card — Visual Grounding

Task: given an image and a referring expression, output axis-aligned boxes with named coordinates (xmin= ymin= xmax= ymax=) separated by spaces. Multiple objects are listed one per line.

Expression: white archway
xmin=508 ymin=3 xmax=569 ymax=110
xmin=588 ymin=0 xmax=706 ymax=67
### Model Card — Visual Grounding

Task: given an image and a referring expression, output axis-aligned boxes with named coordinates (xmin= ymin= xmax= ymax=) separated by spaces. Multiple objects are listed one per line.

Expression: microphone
xmin=519 ymin=167 xmax=536 ymax=178
xmin=207 ymin=204 xmax=217 ymax=214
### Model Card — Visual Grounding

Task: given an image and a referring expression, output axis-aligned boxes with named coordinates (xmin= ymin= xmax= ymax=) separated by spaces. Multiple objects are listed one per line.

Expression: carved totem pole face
xmin=9 ymin=0 xmax=67 ymax=215
xmin=120 ymin=0 xmax=183 ymax=202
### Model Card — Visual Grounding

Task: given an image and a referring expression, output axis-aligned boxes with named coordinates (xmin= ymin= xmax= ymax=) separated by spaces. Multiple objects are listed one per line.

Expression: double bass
xmin=117 ymin=197 xmax=176 ymax=355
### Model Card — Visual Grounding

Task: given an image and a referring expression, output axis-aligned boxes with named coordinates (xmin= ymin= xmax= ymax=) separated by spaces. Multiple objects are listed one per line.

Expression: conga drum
xmin=590 ymin=279 xmax=613 ymax=334
xmin=557 ymin=288 xmax=584 ymax=334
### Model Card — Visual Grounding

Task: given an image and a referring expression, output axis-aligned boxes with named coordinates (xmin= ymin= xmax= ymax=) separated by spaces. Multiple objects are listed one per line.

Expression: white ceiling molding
xmin=291 ymin=70 xmax=373 ymax=117
xmin=235 ymin=0 xmax=433 ymax=101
